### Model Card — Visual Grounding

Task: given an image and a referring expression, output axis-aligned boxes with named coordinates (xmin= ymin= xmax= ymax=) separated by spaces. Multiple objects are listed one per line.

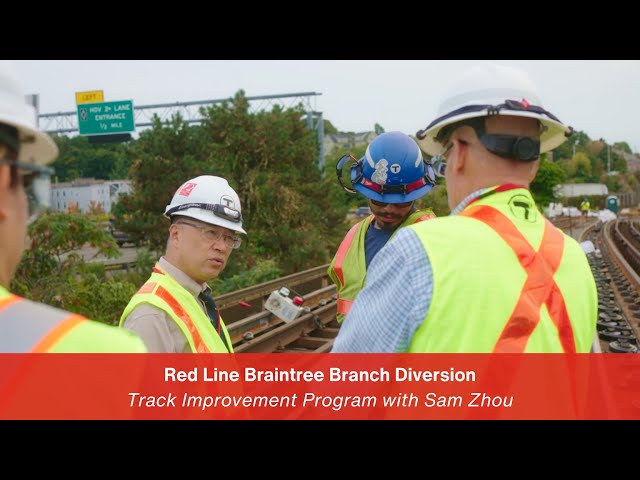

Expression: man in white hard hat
xmin=333 ymin=63 xmax=598 ymax=353
xmin=0 ymin=61 xmax=146 ymax=352
xmin=120 ymin=175 xmax=245 ymax=352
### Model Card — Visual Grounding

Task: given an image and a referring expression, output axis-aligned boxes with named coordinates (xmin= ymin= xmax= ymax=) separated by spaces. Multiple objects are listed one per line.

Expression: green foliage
xmin=604 ymin=175 xmax=622 ymax=193
xmin=326 ymin=144 xmax=368 ymax=210
xmin=323 ymin=119 xmax=338 ymax=135
xmin=118 ymin=112 xmax=200 ymax=251
xmin=530 ymin=158 xmax=566 ymax=206
xmin=614 ymin=142 xmax=632 ymax=154
xmin=611 ymin=150 xmax=628 ymax=173
xmin=51 ymin=135 xmax=131 ymax=181
xmin=208 ymin=258 xmax=282 ymax=296
xmin=572 ymin=152 xmax=593 ymax=181
xmin=67 ymin=272 xmax=139 ymax=325
xmin=420 ymin=184 xmax=449 ymax=216
xmin=11 ymin=211 xmax=120 ymax=314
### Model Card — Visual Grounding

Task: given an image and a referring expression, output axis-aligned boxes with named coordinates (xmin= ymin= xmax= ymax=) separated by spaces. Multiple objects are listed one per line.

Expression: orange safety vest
xmin=408 ymin=186 xmax=597 ymax=353
xmin=328 ymin=209 xmax=436 ymax=321
xmin=120 ymin=265 xmax=232 ymax=353
xmin=0 ymin=287 xmax=146 ymax=353
xmin=0 ymin=293 xmax=85 ymax=352
xmin=460 ymin=205 xmax=575 ymax=352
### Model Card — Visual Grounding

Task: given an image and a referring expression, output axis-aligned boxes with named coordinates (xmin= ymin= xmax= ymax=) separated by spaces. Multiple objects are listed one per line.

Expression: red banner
xmin=0 ymin=354 xmax=638 ymax=420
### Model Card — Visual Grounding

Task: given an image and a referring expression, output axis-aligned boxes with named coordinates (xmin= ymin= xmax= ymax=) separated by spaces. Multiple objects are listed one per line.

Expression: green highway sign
xmin=77 ymin=100 xmax=135 ymax=135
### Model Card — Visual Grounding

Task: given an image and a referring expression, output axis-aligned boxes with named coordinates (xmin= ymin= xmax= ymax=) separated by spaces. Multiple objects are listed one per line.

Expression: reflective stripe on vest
xmin=337 ymin=298 xmax=352 ymax=315
xmin=0 ymin=294 xmax=86 ymax=352
xmin=333 ymin=220 xmax=367 ymax=288
xmin=415 ymin=213 xmax=436 ymax=222
xmin=133 ymin=281 xmax=213 ymax=353
xmin=460 ymin=205 xmax=576 ymax=353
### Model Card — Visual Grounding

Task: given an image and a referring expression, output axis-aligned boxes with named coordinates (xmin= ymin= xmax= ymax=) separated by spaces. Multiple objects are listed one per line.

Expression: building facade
xmin=50 ymin=179 xmax=132 ymax=214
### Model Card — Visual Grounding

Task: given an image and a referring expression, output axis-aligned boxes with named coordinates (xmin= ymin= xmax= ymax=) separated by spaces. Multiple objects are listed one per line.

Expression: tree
xmin=195 ymin=91 xmax=348 ymax=273
xmin=121 ymin=91 xmax=350 ymax=275
xmin=118 ymin=112 xmax=201 ymax=252
xmin=614 ymin=142 xmax=632 ymax=154
xmin=51 ymin=135 xmax=131 ymax=181
xmin=571 ymin=152 xmax=593 ymax=182
xmin=323 ymin=119 xmax=338 ymax=135
xmin=419 ymin=184 xmax=449 ymax=217
xmin=530 ymin=158 xmax=565 ymax=207
xmin=11 ymin=212 xmax=119 ymax=310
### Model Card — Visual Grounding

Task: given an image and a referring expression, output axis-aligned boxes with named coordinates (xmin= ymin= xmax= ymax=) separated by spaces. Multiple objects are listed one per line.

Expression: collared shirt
xmin=122 ymin=257 xmax=211 ymax=353
xmin=332 ymin=188 xmax=489 ymax=353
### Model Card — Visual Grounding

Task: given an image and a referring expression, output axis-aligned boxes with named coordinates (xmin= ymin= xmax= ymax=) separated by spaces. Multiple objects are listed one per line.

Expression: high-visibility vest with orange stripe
xmin=0 ymin=286 xmax=147 ymax=353
xmin=407 ymin=188 xmax=597 ymax=353
xmin=328 ymin=208 xmax=436 ymax=323
xmin=119 ymin=265 xmax=233 ymax=353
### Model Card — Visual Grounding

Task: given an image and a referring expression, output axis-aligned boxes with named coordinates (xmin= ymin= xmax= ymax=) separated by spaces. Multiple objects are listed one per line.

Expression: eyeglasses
xmin=176 ymin=220 xmax=242 ymax=249
xmin=370 ymin=199 xmax=414 ymax=208
xmin=430 ymin=142 xmax=453 ymax=178
xmin=0 ymin=158 xmax=53 ymax=219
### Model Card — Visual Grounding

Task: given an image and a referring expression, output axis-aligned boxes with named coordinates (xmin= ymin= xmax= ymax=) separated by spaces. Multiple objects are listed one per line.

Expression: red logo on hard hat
xmin=520 ymin=98 xmax=530 ymax=109
xmin=178 ymin=182 xmax=197 ymax=197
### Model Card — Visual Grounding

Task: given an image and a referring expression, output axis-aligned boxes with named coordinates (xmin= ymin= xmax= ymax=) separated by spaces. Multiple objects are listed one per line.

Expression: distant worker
xmin=580 ymin=198 xmax=590 ymax=215
xmin=0 ymin=61 xmax=146 ymax=352
xmin=332 ymin=64 xmax=598 ymax=352
xmin=328 ymin=131 xmax=437 ymax=323
xmin=120 ymin=176 xmax=245 ymax=352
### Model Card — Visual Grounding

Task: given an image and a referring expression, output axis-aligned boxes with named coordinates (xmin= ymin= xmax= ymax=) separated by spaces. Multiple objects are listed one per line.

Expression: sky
xmin=13 ymin=60 xmax=640 ymax=152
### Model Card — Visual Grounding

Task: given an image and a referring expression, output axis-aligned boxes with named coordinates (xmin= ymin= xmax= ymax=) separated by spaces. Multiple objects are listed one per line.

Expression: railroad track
xmin=584 ymin=217 xmax=640 ymax=353
xmin=218 ymin=264 xmax=340 ymax=353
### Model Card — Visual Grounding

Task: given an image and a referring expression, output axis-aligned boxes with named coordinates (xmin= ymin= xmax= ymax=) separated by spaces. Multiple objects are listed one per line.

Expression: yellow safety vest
xmin=408 ymin=186 xmax=597 ymax=353
xmin=328 ymin=209 xmax=436 ymax=323
xmin=120 ymin=265 xmax=233 ymax=353
xmin=0 ymin=286 xmax=146 ymax=353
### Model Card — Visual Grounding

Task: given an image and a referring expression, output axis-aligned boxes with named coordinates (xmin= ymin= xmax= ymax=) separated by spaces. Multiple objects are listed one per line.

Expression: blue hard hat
xmin=350 ymin=131 xmax=435 ymax=203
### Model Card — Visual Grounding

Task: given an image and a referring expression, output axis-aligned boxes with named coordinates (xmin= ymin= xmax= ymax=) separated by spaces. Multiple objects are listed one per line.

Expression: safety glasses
xmin=430 ymin=142 xmax=453 ymax=178
xmin=176 ymin=220 xmax=242 ymax=249
xmin=1 ymin=158 xmax=53 ymax=219
xmin=370 ymin=199 xmax=413 ymax=208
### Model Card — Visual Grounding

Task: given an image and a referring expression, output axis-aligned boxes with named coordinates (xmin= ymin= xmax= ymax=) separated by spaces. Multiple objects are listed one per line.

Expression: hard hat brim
xmin=0 ymin=112 xmax=58 ymax=165
xmin=352 ymin=181 xmax=433 ymax=204
xmin=417 ymin=110 xmax=570 ymax=157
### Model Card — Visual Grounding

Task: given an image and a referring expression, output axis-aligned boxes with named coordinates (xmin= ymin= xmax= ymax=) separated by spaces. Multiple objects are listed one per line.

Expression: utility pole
xmin=607 ymin=144 xmax=611 ymax=174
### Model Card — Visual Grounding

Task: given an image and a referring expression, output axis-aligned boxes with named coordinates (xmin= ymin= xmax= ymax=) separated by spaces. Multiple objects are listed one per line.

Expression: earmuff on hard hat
xmin=434 ymin=116 xmax=542 ymax=162
xmin=336 ymin=131 xmax=436 ymax=204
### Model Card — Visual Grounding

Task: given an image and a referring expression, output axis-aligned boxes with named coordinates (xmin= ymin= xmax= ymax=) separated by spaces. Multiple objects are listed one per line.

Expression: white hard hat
xmin=416 ymin=64 xmax=572 ymax=156
xmin=0 ymin=61 xmax=58 ymax=165
xmin=164 ymin=175 xmax=246 ymax=234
